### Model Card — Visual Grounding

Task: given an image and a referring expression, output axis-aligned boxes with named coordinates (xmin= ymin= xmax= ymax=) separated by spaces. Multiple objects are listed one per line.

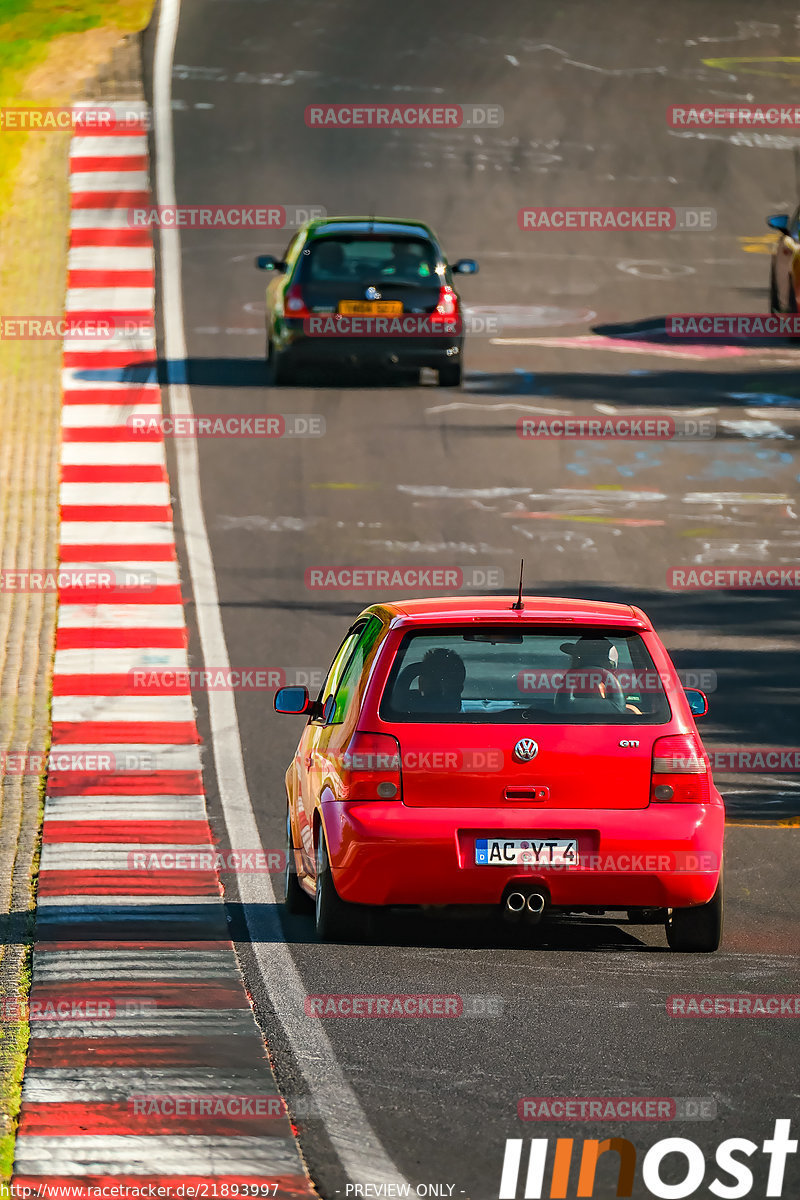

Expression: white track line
xmin=153 ymin=0 xmax=411 ymax=1188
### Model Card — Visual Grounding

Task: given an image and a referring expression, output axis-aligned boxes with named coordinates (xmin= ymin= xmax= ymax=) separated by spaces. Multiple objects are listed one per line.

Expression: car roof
xmin=358 ymin=596 xmax=652 ymax=630
xmin=304 ymin=217 xmax=439 ymax=242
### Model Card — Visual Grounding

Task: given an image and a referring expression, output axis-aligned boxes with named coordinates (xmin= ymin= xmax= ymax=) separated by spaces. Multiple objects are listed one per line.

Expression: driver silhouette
xmin=553 ymin=637 xmax=626 ymax=713
xmin=413 ymin=648 xmax=466 ymax=714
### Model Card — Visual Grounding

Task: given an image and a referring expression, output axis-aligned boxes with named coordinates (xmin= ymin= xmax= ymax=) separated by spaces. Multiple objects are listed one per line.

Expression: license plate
xmin=475 ymin=838 xmax=579 ymax=867
xmin=338 ymin=300 xmax=403 ymax=315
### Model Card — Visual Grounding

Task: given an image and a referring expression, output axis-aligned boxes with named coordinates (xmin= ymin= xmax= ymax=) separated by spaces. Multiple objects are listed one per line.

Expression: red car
xmin=275 ymin=596 xmax=724 ymax=951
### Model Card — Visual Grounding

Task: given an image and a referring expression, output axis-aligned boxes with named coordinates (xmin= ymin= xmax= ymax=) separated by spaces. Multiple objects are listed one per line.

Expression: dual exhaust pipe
xmin=503 ymin=889 xmax=547 ymax=925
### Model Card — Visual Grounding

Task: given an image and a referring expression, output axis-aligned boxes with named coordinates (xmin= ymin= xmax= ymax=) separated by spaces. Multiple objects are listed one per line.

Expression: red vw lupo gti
xmin=274 ymin=597 xmax=724 ymax=951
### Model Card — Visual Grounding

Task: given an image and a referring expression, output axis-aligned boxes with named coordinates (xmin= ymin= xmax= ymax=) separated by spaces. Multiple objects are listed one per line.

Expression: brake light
xmin=430 ymin=285 xmax=461 ymax=331
xmin=650 ymin=734 xmax=710 ymax=803
xmin=341 ymin=731 xmax=402 ymax=802
xmin=284 ymin=282 xmax=312 ymax=318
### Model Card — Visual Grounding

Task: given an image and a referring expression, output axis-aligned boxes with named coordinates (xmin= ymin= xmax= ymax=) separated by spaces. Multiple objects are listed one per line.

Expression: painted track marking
xmin=11 ymin=101 xmax=314 ymax=1193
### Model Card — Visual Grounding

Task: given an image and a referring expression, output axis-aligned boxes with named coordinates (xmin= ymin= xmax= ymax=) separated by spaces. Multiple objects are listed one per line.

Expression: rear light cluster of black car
xmin=284 ymin=282 xmax=313 ymax=318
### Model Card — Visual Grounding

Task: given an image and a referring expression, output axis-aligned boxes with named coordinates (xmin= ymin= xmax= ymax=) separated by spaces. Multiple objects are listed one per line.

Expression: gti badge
xmin=513 ymin=738 xmax=539 ymax=763
xmin=365 ymin=286 xmax=381 ymax=300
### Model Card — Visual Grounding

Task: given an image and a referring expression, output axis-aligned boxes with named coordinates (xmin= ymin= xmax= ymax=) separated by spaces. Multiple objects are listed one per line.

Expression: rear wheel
xmin=438 ymin=362 xmax=462 ymax=388
xmin=666 ymin=876 xmax=723 ymax=952
xmin=315 ymin=831 xmax=371 ymax=942
xmin=284 ymin=808 xmax=313 ymax=915
xmin=269 ymin=340 xmax=295 ymax=386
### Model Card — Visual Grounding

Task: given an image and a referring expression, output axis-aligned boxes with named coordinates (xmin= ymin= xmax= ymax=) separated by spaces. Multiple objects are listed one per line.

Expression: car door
xmin=313 ymin=614 xmax=385 ymax=802
xmin=294 ymin=619 xmax=374 ymax=874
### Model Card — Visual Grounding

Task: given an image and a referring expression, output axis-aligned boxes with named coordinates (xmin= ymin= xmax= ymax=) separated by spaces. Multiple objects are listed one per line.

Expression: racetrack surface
xmin=147 ymin=2 xmax=800 ymax=1196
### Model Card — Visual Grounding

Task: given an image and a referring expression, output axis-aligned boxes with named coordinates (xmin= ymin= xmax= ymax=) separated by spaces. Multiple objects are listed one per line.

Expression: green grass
xmin=0 ymin=0 xmax=152 ymax=90
xmin=0 ymin=942 xmax=33 ymax=1181
xmin=0 ymin=0 xmax=153 ymax=203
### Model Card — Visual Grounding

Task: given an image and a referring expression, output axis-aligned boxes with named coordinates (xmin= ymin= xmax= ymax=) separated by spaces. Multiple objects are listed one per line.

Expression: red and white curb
xmin=12 ymin=101 xmax=314 ymax=1196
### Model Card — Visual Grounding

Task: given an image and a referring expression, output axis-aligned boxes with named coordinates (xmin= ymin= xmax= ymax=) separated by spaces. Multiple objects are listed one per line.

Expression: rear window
xmin=379 ymin=628 xmax=672 ymax=724
xmin=298 ymin=236 xmax=439 ymax=286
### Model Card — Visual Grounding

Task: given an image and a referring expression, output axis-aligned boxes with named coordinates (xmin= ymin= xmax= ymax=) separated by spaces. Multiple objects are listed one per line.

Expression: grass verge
xmin=0 ymin=0 xmax=152 ymax=205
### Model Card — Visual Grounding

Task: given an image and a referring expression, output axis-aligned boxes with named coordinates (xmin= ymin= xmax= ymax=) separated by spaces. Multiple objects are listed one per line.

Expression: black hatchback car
xmin=256 ymin=216 xmax=478 ymax=386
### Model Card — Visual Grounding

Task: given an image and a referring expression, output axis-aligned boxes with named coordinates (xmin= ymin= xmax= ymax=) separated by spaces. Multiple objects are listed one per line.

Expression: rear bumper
xmin=277 ymin=320 xmax=462 ymax=368
xmin=321 ymin=799 xmax=724 ymax=909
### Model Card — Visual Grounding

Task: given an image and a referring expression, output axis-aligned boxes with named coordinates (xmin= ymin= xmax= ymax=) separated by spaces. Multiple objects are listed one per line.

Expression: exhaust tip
xmin=525 ymin=892 xmax=546 ymax=924
xmin=503 ymin=891 xmax=526 ymax=923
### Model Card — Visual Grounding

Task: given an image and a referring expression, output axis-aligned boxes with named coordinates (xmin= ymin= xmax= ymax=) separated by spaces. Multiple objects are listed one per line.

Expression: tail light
xmin=430 ymin=285 xmax=461 ymax=332
xmin=651 ymin=734 xmax=710 ymax=803
xmin=284 ymin=282 xmax=312 ymax=319
xmin=341 ymin=732 xmax=402 ymax=801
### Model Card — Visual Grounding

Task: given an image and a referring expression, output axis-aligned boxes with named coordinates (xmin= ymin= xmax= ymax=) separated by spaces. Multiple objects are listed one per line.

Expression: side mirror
xmin=256 ymin=254 xmax=287 ymax=272
xmin=274 ymin=686 xmax=313 ymax=715
xmin=452 ymin=258 xmax=479 ymax=275
xmin=766 ymin=214 xmax=790 ymax=235
xmin=684 ymin=688 xmax=709 ymax=717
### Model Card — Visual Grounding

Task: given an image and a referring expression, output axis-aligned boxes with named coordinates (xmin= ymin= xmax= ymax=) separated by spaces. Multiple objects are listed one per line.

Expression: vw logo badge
xmin=513 ymin=738 xmax=539 ymax=763
xmin=365 ymin=286 xmax=381 ymax=300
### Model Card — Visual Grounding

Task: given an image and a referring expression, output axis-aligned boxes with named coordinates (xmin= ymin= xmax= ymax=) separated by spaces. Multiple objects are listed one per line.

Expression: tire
xmin=666 ymin=876 xmax=723 ymax=952
xmin=314 ymin=831 xmax=371 ymax=942
xmin=284 ymin=807 xmax=313 ymax=915
xmin=437 ymin=362 xmax=462 ymax=388
xmin=270 ymin=342 xmax=295 ymax=386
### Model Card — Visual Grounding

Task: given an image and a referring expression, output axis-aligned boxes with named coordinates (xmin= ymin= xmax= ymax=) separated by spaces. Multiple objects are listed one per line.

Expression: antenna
xmin=511 ymin=559 xmax=524 ymax=611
